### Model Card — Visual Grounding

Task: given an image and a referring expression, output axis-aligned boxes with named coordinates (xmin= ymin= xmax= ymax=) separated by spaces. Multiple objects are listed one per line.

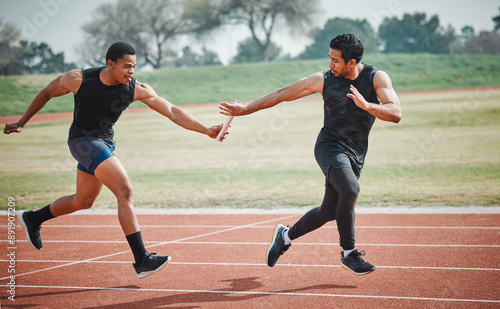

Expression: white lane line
xmin=2 ymin=225 xmax=499 ymax=229
xmin=1 ymin=260 xmax=499 ymax=272
xmin=1 ymin=284 xmax=498 ymax=304
xmin=3 ymin=239 xmax=500 ymax=247
xmin=3 ymin=205 xmax=499 ymax=215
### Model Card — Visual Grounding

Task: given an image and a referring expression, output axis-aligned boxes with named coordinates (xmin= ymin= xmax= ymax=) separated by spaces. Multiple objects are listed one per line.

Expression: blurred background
xmin=1 ymin=0 xmax=499 ymax=73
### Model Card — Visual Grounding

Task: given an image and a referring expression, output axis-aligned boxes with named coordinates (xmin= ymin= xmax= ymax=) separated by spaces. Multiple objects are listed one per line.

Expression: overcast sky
xmin=1 ymin=0 xmax=498 ymax=65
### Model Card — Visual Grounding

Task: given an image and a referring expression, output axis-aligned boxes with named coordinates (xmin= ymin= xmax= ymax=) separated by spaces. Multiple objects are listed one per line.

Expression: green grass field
xmin=1 ymin=53 xmax=500 ymax=116
xmin=1 ymin=87 xmax=499 ymax=210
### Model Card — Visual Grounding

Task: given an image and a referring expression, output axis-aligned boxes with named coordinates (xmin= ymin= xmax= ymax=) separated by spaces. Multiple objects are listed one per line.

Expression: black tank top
xmin=315 ymin=64 xmax=379 ymax=171
xmin=68 ymin=67 xmax=136 ymax=140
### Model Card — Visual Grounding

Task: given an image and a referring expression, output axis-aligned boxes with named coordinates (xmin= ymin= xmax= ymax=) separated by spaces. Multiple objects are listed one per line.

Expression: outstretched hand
xmin=219 ymin=101 xmax=247 ymax=116
xmin=3 ymin=122 xmax=23 ymax=134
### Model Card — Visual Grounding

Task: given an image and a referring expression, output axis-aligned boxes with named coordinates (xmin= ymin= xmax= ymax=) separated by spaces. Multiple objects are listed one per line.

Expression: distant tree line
xmin=0 ymin=20 xmax=77 ymax=75
xmin=299 ymin=10 xmax=500 ymax=59
xmin=1 ymin=1 xmax=499 ymax=76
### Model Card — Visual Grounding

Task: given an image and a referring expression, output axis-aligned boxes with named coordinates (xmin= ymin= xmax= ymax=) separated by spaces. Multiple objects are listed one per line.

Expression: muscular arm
xmin=219 ymin=71 xmax=324 ymax=116
xmin=347 ymin=70 xmax=402 ymax=123
xmin=134 ymin=81 xmax=221 ymax=138
xmin=4 ymin=69 xmax=81 ymax=134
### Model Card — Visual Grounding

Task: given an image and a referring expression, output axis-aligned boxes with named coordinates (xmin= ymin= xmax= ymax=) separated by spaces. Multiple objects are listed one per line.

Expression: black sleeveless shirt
xmin=315 ymin=64 xmax=379 ymax=171
xmin=68 ymin=67 xmax=136 ymax=140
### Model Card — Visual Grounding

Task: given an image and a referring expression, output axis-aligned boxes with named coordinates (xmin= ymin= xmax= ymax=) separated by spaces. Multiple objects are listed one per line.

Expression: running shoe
xmin=134 ymin=252 xmax=171 ymax=279
xmin=18 ymin=210 xmax=42 ymax=250
xmin=266 ymin=224 xmax=291 ymax=267
xmin=340 ymin=249 xmax=376 ymax=275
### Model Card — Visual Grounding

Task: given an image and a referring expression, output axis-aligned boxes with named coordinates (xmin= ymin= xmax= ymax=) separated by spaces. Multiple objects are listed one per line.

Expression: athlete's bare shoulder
xmin=303 ymin=71 xmax=324 ymax=94
xmin=59 ymin=69 xmax=83 ymax=94
xmin=133 ymin=81 xmax=158 ymax=101
xmin=372 ymin=70 xmax=397 ymax=94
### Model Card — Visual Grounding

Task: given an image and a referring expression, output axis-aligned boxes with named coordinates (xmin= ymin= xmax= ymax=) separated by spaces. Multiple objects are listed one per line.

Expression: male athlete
xmin=4 ymin=42 xmax=224 ymax=279
xmin=220 ymin=34 xmax=401 ymax=275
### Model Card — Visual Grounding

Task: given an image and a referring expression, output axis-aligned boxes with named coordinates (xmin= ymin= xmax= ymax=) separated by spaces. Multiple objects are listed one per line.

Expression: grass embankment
xmin=1 ymin=53 xmax=499 ymax=116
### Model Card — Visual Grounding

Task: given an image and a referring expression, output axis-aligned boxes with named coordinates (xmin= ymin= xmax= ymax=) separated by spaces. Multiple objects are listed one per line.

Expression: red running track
xmin=0 ymin=212 xmax=499 ymax=308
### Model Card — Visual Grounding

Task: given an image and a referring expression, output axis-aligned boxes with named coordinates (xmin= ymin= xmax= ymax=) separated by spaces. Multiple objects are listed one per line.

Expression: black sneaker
xmin=18 ymin=210 xmax=42 ymax=250
xmin=133 ymin=252 xmax=171 ymax=279
xmin=266 ymin=224 xmax=291 ymax=267
xmin=340 ymin=249 xmax=376 ymax=276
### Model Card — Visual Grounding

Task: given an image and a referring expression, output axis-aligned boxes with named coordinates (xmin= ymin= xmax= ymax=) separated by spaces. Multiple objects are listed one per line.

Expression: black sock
xmin=126 ymin=231 xmax=147 ymax=265
xmin=28 ymin=204 xmax=55 ymax=226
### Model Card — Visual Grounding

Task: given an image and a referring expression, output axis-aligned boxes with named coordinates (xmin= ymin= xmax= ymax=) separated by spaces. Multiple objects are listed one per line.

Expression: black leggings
xmin=288 ymin=167 xmax=360 ymax=250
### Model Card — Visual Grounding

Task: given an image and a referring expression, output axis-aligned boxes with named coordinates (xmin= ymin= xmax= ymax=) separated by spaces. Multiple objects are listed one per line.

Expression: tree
xmin=198 ymin=48 xmax=222 ymax=66
xmin=493 ymin=7 xmax=500 ymax=31
xmin=453 ymin=31 xmax=500 ymax=54
xmin=189 ymin=0 xmax=319 ymax=62
xmin=80 ymin=0 xmax=203 ymax=69
xmin=299 ymin=17 xmax=379 ymax=60
xmin=79 ymin=1 xmax=146 ymax=67
xmin=378 ymin=13 xmax=456 ymax=53
xmin=23 ymin=42 xmax=77 ymax=74
xmin=174 ymin=46 xmax=222 ymax=67
xmin=451 ymin=25 xmax=473 ymax=54
xmin=0 ymin=21 xmax=75 ymax=75
xmin=232 ymin=37 xmax=282 ymax=63
xmin=451 ymin=8 xmax=500 ymax=55
xmin=460 ymin=26 xmax=475 ymax=40
xmin=0 ymin=21 xmax=24 ymax=75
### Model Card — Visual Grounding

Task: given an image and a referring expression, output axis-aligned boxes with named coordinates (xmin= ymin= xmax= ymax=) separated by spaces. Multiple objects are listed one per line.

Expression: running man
xmin=219 ymin=34 xmax=401 ymax=275
xmin=4 ymin=42 xmax=224 ymax=279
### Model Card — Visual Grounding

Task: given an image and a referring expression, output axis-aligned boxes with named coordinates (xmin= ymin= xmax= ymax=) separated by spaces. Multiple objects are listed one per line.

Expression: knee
xmin=342 ymin=185 xmax=360 ymax=206
xmin=347 ymin=186 xmax=360 ymax=199
xmin=116 ymin=183 xmax=134 ymax=204
xmin=74 ymin=197 xmax=95 ymax=210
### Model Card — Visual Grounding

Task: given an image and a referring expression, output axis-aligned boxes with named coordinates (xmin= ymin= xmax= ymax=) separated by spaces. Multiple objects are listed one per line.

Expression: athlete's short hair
xmin=330 ymin=33 xmax=364 ymax=64
xmin=105 ymin=42 xmax=136 ymax=63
